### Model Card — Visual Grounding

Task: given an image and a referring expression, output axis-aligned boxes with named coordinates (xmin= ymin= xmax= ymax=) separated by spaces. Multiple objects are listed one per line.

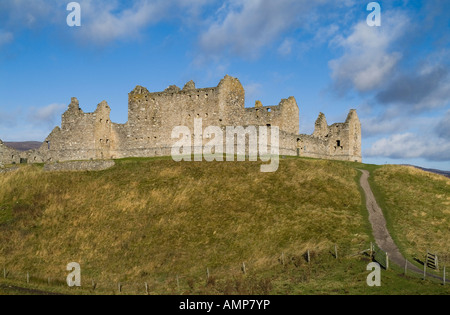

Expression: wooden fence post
xmin=26 ymin=272 xmax=29 ymax=284
xmin=386 ymin=253 xmax=389 ymax=270
xmin=118 ymin=282 xmax=122 ymax=293
xmin=207 ymin=268 xmax=210 ymax=280
xmin=423 ymin=263 xmax=427 ymax=280
xmin=3 ymin=268 xmax=6 ymax=279
xmin=242 ymin=262 xmax=246 ymax=274
xmin=145 ymin=282 xmax=149 ymax=295
xmin=444 ymin=266 xmax=446 ymax=286
xmin=335 ymin=245 xmax=338 ymax=259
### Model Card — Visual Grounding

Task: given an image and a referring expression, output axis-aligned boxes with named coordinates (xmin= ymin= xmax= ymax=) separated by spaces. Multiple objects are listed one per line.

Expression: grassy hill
xmin=368 ymin=165 xmax=450 ymax=268
xmin=0 ymin=158 xmax=448 ymax=295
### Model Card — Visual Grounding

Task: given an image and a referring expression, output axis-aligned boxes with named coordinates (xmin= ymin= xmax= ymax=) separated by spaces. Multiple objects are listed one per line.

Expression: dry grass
xmin=0 ymin=158 xmax=369 ymax=293
xmin=371 ymin=165 xmax=450 ymax=266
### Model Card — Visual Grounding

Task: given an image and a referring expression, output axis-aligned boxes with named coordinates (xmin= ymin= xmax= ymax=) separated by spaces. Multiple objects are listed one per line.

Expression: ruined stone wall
xmin=0 ymin=75 xmax=361 ymax=165
xmin=25 ymin=98 xmax=117 ymax=163
xmin=296 ymin=110 xmax=362 ymax=162
xmin=107 ymin=75 xmax=299 ymax=159
xmin=0 ymin=139 xmax=20 ymax=164
xmin=43 ymin=160 xmax=115 ymax=172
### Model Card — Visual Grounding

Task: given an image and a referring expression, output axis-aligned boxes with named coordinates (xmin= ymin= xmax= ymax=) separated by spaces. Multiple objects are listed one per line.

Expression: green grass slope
xmin=0 ymin=158 xmax=448 ymax=295
xmin=369 ymin=165 xmax=450 ymax=268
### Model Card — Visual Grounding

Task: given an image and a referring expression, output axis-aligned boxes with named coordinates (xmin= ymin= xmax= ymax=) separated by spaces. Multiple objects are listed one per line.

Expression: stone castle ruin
xmin=0 ymin=75 xmax=362 ymax=165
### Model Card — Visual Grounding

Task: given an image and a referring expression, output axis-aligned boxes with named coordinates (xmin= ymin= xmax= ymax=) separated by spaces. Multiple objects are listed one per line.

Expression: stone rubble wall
xmin=43 ymin=160 xmax=115 ymax=172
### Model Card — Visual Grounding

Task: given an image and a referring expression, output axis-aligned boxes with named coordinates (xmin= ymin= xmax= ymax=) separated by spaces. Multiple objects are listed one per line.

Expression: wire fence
xmin=369 ymin=242 xmax=448 ymax=285
xmin=1 ymin=242 xmax=447 ymax=294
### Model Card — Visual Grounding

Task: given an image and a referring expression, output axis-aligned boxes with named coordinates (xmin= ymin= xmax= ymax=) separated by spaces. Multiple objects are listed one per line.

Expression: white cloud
xmin=329 ymin=12 xmax=409 ymax=93
xmin=75 ymin=0 xmax=217 ymax=44
xmin=74 ymin=0 xmax=162 ymax=44
xmin=199 ymin=0 xmax=324 ymax=58
xmin=28 ymin=103 xmax=66 ymax=127
xmin=375 ymin=64 xmax=450 ymax=112
xmin=0 ymin=0 xmax=213 ymax=46
xmin=365 ymin=133 xmax=450 ymax=161
xmin=278 ymin=39 xmax=293 ymax=56
xmin=361 ymin=114 xmax=440 ymax=138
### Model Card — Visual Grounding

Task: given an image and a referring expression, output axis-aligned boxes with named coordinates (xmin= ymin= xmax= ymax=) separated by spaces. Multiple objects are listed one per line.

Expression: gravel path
xmin=359 ymin=169 xmax=448 ymax=283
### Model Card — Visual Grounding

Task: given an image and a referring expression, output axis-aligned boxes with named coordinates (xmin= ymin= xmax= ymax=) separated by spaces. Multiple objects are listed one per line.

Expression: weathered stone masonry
xmin=0 ymin=75 xmax=362 ymax=165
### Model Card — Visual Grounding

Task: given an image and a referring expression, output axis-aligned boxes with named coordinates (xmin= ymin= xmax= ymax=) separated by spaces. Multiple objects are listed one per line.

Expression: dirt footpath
xmin=359 ymin=169 xmax=422 ymax=274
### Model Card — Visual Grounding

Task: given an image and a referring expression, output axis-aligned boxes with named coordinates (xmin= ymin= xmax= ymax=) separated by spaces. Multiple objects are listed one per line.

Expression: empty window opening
xmin=267 ymin=124 xmax=271 ymax=127
xmin=46 ymin=141 xmax=50 ymax=150
xmin=336 ymin=140 xmax=341 ymax=147
xmin=268 ymin=108 xmax=272 ymax=113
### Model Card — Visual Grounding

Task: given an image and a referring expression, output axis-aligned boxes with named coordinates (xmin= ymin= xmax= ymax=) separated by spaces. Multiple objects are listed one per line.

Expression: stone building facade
xmin=0 ymin=75 xmax=362 ymax=165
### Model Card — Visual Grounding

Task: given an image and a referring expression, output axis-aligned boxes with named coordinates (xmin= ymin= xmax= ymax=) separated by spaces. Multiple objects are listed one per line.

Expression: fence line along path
xmin=359 ymin=170 xmax=425 ymax=275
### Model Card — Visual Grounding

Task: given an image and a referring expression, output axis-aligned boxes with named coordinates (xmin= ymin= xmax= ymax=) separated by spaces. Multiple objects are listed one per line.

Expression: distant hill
xmin=4 ymin=142 xmax=42 ymax=151
xmin=413 ymin=166 xmax=450 ymax=178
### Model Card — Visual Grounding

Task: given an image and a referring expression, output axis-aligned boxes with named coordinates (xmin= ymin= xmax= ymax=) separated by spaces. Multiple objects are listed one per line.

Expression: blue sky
xmin=0 ymin=0 xmax=449 ymax=170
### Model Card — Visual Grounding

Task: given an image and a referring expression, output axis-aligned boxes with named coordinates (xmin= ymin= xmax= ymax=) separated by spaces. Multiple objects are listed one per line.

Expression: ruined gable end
xmin=218 ymin=75 xmax=245 ymax=109
xmin=345 ymin=109 xmax=360 ymax=124
xmin=130 ymin=85 xmax=150 ymax=97
xmin=183 ymin=80 xmax=196 ymax=91
xmin=0 ymin=138 xmax=21 ymax=165
xmin=313 ymin=113 xmax=329 ymax=140
xmin=165 ymin=85 xmax=181 ymax=93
